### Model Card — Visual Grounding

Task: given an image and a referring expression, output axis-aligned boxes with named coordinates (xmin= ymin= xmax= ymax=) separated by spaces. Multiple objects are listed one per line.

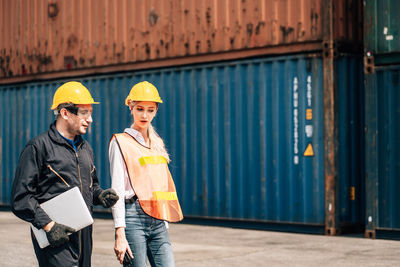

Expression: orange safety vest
xmin=112 ymin=133 xmax=183 ymax=222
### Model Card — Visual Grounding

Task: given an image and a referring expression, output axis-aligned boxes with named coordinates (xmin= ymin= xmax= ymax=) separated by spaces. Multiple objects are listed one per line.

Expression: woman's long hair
xmin=148 ymin=123 xmax=170 ymax=162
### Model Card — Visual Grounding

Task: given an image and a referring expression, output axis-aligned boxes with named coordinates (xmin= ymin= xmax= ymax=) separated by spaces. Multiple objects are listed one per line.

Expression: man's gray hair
xmin=53 ymin=103 xmax=76 ymax=116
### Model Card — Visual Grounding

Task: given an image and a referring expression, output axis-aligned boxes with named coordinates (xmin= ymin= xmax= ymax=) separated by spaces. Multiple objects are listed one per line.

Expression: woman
xmin=109 ymin=81 xmax=183 ymax=267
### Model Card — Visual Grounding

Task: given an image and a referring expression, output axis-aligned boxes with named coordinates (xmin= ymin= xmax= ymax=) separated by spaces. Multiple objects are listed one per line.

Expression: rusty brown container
xmin=0 ymin=0 xmax=362 ymax=81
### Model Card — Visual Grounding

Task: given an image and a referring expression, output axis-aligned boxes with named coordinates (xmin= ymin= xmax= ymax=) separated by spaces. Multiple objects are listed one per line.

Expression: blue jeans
xmin=125 ymin=200 xmax=175 ymax=267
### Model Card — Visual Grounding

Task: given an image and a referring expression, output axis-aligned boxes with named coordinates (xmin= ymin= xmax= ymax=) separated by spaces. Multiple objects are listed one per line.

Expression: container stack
xmin=0 ymin=0 xmax=385 ymax=237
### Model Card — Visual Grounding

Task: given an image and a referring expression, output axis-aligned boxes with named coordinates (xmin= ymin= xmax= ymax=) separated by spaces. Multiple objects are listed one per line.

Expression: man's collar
xmin=48 ymin=121 xmax=84 ymax=147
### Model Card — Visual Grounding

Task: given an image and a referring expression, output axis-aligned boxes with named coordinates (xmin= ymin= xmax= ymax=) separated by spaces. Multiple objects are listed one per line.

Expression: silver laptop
xmin=31 ymin=186 xmax=94 ymax=248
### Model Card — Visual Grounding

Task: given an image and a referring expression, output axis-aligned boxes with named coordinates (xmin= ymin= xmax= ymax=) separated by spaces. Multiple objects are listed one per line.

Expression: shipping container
xmin=365 ymin=64 xmax=400 ymax=239
xmin=364 ymin=0 xmax=400 ymax=64
xmin=0 ymin=0 xmax=362 ymax=81
xmin=364 ymin=0 xmax=400 ymax=239
xmin=0 ymin=54 xmax=364 ymax=233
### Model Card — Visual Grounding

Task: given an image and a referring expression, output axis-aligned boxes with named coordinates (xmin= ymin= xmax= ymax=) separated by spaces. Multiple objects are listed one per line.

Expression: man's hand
xmin=45 ymin=222 xmax=75 ymax=248
xmin=98 ymin=188 xmax=119 ymax=208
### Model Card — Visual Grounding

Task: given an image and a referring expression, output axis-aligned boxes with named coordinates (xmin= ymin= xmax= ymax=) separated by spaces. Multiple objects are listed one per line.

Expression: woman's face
xmin=131 ymin=101 xmax=158 ymax=130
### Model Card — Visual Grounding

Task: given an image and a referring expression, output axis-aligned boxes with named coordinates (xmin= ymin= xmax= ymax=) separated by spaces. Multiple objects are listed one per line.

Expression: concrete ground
xmin=1 ymin=211 xmax=399 ymax=267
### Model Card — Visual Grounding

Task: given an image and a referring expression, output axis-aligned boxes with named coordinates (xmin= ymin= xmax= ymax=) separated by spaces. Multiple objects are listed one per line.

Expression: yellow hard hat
xmin=51 ymin=81 xmax=99 ymax=110
xmin=125 ymin=81 xmax=163 ymax=106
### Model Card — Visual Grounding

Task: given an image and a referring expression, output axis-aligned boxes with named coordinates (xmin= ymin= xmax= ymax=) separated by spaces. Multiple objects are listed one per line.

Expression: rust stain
xmin=311 ymin=9 xmax=319 ymax=36
xmin=255 ymin=22 xmax=265 ymax=35
xmin=129 ymin=28 xmax=134 ymax=41
xmin=0 ymin=42 xmax=323 ymax=84
xmin=145 ymin=43 xmax=150 ymax=55
xmin=184 ymin=42 xmax=189 ymax=55
xmin=280 ymin=26 xmax=294 ymax=42
xmin=88 ymin=56 xmax=96 ymax=65
xmin=67 ymin=34 xmax=78 ymax=49
xmin=26 ymin=54 xmax=52 ymax=66
xmin=0 ymin=0 xmax=363 ymax=79
xmin=206 ymin=8 xmax=211 ymax=24
xmin=21 ymin=64 xmax=27 ymax=75
xmin=148 ymin=8 xmax=159 ymax=27
xmin=246 ymin=23 xmax=253 ymax=36
xmin=0 ymin=55 xmax=11 ymax=77
xmin=297 ymin=22 xmax=305 ymax=39
xmin=48 ymin=3 xmax=59 ymax=19
xmin=64 ymin=56 xmax=77 ymax=70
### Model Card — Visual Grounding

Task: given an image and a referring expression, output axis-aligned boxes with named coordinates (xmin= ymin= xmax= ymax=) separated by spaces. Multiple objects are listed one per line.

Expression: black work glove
xmin=98 ymin=188 xmax=119 ymax=208
xmin=46 ymin=222 xmax=75 ymax=248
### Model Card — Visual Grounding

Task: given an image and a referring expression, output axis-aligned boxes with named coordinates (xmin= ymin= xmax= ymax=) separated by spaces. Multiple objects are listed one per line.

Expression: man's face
xmin=65 ymin=104 xmax=93 ymax=136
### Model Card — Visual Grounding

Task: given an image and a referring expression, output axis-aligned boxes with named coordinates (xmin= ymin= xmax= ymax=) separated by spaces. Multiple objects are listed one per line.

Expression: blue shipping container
xmin=365 ymin=64 xmax=400 ymax=238
xmin=0 ymin=54 xmax=363 ymax=231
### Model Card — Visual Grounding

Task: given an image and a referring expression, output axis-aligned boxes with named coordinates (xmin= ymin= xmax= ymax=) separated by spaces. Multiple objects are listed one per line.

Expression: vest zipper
xmin=47 ymin=165 xmax=70 ymax=187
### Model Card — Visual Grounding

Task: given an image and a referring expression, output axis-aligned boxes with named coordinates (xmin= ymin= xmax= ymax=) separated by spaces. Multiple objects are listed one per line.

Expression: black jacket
xmin=11 ymin=122 xmax=104 ymax=266
xmin=11 ymin=121 xmax=103 ymax=229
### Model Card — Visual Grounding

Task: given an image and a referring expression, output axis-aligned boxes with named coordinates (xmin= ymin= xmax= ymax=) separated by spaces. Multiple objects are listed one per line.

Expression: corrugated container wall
xmin=365 ymin=65 xmax=400 ymax=238
xmin=364 ymin=0 xmax=400 ymax=64
xmin=364 ymin=0 xmax=400 ymax=239
xmin=0 ymin=54 xmax=364 ymax=232
xmin=364 ymin=0 xmax=400 ymax=55
xmin=0 ymin=0 xmax=362 ymax=80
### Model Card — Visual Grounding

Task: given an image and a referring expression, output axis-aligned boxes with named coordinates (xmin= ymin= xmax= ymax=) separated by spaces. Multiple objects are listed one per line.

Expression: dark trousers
xmin=31 ymin=225 xmax=93 ymax=267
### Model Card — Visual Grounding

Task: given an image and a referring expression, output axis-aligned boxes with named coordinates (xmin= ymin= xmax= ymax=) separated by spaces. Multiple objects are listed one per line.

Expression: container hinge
xmin=364 ymin=54 xmax=375 ymax=74
xmin=323 ymin=41 xmax=338 ymax=59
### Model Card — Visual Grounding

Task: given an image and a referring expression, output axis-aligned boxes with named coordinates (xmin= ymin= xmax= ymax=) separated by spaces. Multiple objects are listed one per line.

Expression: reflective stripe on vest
xmin=153 ymin=191 xmax=178 ymax=200
xmin=139 ymin=156 xmax=168 ymax=165
xmin=112 ymin=133 xmax=183 ymax=222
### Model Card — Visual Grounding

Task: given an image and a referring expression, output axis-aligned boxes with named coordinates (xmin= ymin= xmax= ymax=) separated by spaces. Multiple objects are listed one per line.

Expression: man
xmin=11 ymin=81 xmax=119 ymax=267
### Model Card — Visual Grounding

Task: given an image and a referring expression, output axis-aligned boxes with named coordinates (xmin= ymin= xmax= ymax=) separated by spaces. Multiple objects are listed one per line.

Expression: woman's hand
xmin=114 ymin=227 xmax=133 ymax=264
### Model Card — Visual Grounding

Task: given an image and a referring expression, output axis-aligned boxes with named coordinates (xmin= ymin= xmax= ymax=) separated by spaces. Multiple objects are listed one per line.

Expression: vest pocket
xmin=47 ymin=165 xmax=70 ymax=187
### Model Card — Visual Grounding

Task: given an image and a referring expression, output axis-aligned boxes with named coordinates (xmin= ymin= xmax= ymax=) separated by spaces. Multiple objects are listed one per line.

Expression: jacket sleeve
xmin=87 ymin=146 xmax=103 ymax=205
xmin=11 ymin=144 xmax=52 ymax=229
xmin=91 ymin=165 xmax=104 ymax=205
